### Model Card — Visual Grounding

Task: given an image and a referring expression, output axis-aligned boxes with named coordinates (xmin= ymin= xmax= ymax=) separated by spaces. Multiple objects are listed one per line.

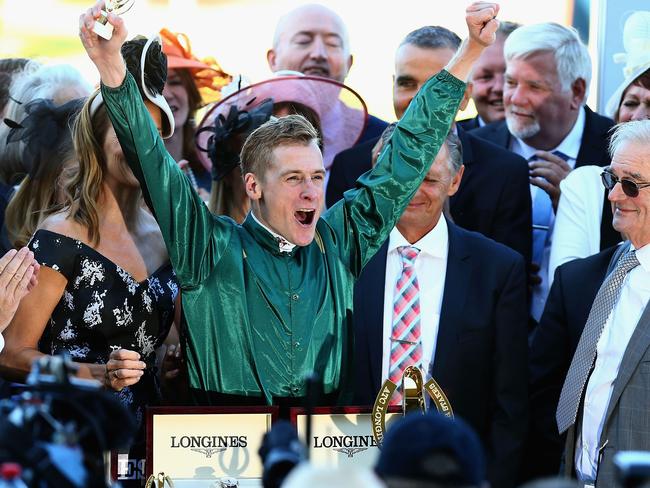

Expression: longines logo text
xmin=312 ymin=435 xmax=377 ymax=457
xmin=170 ymin=435 xmax=248 ymax=452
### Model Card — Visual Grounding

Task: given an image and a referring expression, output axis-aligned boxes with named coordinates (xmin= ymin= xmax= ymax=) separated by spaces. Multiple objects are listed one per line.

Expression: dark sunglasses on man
xmin=601 ymin=168 xmax=650 ymax=198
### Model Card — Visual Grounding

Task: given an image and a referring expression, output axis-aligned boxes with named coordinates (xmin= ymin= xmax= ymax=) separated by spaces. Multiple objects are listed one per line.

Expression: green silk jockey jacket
xmin=101 ymin=69 xmax=465 ymax=404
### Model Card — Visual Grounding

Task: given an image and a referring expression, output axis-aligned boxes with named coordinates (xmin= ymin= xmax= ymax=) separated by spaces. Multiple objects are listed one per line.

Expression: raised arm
xmin=324 ymin=2 xmax=500 ymax=272
xmin=78 ymin=2 xmax=229 ymax=287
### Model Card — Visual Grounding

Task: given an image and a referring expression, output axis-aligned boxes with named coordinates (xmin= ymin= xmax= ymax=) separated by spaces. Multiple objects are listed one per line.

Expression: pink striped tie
xmin=388 ymin=246 xmax=422 ymax=405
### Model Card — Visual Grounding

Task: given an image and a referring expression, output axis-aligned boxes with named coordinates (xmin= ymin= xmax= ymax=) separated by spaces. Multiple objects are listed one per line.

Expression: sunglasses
xmin=601 ymin=169 xmax=650 ymax=198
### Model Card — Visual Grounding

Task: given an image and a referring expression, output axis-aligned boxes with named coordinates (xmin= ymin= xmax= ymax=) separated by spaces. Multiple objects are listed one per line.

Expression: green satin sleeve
xmin=100 ymin=72 xmax=230 ymax=288
xmin=322 ymin=70 xmax=465 ymax=275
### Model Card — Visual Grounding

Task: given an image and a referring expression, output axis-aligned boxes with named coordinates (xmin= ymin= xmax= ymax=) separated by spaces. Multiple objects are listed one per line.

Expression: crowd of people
xmin=0 ymin=0 xmax=649 ymax=487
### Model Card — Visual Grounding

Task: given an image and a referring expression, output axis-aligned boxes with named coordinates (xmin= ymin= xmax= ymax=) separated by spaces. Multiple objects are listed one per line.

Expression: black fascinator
xmin=4 ymin=97 xmax=84 ymax=179
xmin=196 ymin=97 xmax=274 ymax=181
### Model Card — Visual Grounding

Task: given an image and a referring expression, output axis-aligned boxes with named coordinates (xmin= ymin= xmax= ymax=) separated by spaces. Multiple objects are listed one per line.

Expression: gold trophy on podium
xmin=145 ymin=472 xmax=174 ymax=488
xmin=371 ymin=366 xmax=453 ymax=447
xmin=92 ymin=0 xmax=135 ymax=40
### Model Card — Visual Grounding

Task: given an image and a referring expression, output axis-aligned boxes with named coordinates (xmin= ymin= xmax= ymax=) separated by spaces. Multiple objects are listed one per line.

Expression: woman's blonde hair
xmin=61 ymin=91 xmax=112 ymax=245
xmin=208 ymin=175 xmax=248 ymax=223
xmin=6 ymin=158 xmax=75 ymax=248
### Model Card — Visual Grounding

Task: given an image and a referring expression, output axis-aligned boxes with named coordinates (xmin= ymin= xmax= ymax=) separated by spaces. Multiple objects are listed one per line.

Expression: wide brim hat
xmin=91 ymin=34 xmax=175 ymax=139
xmin=605 ymin=11 xmax=650 ymax=119
xmin=160 ymin=28 xmax=231 ymax=104
xmin=196 ymin=73 xmax=368 ymax=172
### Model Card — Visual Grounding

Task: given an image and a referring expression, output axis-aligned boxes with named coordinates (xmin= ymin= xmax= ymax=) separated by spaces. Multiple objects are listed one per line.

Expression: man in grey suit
xmin=551 ymin=120 xmax=650 ymax=487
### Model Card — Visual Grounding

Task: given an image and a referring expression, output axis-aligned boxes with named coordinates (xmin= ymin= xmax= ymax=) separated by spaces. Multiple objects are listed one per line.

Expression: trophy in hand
xmin=92 ymin=0 xmax=135 ymax=40
xmin=371 ymin=366 xmax=454 ymax=447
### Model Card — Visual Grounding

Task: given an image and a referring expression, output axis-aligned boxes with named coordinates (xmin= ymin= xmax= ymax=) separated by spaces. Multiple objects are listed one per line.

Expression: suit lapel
xmin=492 ymin=121 xmax=512 ymax=148
xmin=576 ymin=107 xmax=611 ymax=167
xmin=600 ymin=299 xmax=650 ymax=437
xmin=362 ymin=241 xmax=389 ymax=393
xmin=431 ymin=222 xmax=471 ymax=382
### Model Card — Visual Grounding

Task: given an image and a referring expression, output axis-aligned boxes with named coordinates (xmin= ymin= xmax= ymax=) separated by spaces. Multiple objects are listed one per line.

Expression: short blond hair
xmin=240 ymin=114 xmax=320 ymax=180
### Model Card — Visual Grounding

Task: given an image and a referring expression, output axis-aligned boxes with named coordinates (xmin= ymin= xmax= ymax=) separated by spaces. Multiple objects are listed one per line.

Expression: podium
xmin=140 ymin=405 xmax=401 ymax=486
xmin=291 ymin=406 xmax=401 ymax=469
xmin=145 ymin=406 xmax=278 ymax=487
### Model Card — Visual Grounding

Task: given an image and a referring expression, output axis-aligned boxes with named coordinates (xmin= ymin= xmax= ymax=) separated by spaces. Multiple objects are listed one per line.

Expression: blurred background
xmin=0 ymin=0 xmax=643 ymax=121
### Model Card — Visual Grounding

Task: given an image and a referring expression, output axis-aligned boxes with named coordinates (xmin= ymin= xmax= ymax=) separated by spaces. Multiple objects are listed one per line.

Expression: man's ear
xmin=448 ymin=164 xmax=465 ymax=197
xmin=459 ymin=85 xmax=472 ymax=111
xmin=570 ymin=78 xmax=587 ymax=110
xmin=244 ymin=173 xmax=262 ymax=201
xmin=267 ymin=49 xmax=277 ymax=71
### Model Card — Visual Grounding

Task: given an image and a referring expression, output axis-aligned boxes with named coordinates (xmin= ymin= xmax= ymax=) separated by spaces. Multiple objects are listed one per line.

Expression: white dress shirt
xmin=549 ymin=166 xmax=613 ymax=283
xmin=250 ymin=211 xmax=296 ymax=253
xmin=575 ymin=243 xmax=650 ymax=480
xmin=381 ymin=217 xmax=449 ymax=381
xmin=510 ymin=107 xmax=586 ymax=320
xmin=0 ymin=333 xmax=4 ymax=354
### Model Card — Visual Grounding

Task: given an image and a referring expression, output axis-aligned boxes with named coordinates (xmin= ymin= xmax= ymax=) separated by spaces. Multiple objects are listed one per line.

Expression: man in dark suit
xmin=527 ymin=121 xmax=650 ymax=486
xmin=470 ymin=22 xmax=615 ymax=321
xmin=327 ymin=25 xmax=532 ymax=265
xmin=266 ymin=4 xmax=387 ymax=143
xmin=353 ymin=130 xmax=529 ymax=488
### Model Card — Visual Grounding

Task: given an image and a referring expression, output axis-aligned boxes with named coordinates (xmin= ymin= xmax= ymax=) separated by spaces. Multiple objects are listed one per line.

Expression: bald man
xmin=267 ymin=4 xmax=352 ymax=83
xmin=267 ymin=4 xmax=388 ymax=143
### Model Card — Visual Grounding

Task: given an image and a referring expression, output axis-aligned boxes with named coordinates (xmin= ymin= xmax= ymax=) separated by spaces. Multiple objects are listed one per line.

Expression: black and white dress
xmin=28 ymin=229 xmax=178 ymax=426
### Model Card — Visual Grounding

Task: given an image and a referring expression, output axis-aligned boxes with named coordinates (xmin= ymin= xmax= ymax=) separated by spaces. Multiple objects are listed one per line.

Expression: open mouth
xmin=488 ymin=99 xmax=504 ymax=108
xmin=294 ymin=209 xmax=316 ymax=226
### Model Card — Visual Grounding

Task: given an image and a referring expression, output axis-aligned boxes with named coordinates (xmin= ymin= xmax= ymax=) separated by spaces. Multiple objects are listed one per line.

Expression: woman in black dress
xmin=0 ymin=36 xmax=180 ymax=485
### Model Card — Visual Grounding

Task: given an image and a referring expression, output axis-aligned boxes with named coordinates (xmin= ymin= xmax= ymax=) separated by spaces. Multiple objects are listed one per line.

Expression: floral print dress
xmin=29 ymin=229 xmax=178 ymax=426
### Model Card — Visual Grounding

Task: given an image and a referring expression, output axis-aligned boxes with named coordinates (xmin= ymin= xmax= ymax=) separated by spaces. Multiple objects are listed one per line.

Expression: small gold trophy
xmin=145 ymin=472 xmax=174 ymax=488
xmin=92 ymin=0 xmax=135 ymax=40
xmin=371 ymin=366 xmax=453 ymax=447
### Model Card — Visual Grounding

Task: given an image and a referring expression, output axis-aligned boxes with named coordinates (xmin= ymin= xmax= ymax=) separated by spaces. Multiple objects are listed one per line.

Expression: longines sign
xmin=147 ymin=407 xmax=276 ymax=482
xmin=294 ymin=409 xmax=399 ymax=468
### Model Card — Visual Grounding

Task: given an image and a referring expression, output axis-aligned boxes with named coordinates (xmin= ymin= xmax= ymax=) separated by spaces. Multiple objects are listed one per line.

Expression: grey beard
xmin=505 ymin=114 xmax=541 ymax=140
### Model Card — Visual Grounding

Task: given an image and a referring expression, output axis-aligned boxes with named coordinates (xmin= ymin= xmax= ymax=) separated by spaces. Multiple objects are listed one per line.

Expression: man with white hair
xmin=473 ymin=23 xmax=614 ymax=321
xmin=267 ymin=4 xmax=388 ymax=142
xmin=529 ymin=120 xmax=650 ymax=486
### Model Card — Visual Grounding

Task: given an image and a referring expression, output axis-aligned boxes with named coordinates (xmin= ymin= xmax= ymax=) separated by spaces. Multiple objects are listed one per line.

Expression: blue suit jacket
xmin=353 ymin=220 xmax=529 ymax=488
xmin=457 ymin=115 xmax=481 ymax=131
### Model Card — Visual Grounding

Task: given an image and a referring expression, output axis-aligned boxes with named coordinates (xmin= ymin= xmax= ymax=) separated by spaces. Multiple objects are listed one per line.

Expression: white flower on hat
xmin=606 ymin=11 xmax=650 ymax=118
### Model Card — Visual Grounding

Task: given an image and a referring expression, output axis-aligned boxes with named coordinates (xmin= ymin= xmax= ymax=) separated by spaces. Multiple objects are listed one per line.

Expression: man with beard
xmin=267 ymin=4 xmax=387 ymax=143
xmin=78 ymin=0 xmax=502 ymax=409
xmin=472 ymin=23 xmax=614 ymax=321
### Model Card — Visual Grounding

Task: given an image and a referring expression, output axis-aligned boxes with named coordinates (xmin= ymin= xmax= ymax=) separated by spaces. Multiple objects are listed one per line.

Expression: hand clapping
xmin=0 ymin=247 xmax=39 ymax=332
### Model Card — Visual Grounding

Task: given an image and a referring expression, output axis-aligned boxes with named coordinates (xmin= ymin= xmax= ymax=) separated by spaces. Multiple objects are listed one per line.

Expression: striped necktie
xmin=556 ymin=248 xmax=640 ymax=433
xmin=388 ymin=246 xmax=422 ymax=405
